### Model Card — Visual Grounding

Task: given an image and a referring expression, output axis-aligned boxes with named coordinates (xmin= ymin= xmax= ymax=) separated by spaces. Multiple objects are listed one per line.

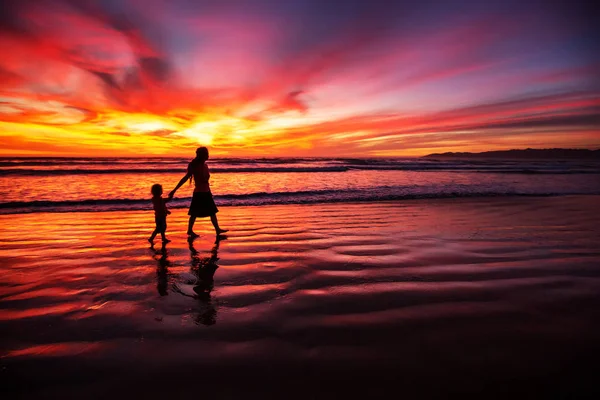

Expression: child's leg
xmin=160 ymin=230 xmax=170 ymax=242
xmin=149 ymin=227 xmax=158 ymax=242
xmin=159 ymin=218 xmax=170 ymax=242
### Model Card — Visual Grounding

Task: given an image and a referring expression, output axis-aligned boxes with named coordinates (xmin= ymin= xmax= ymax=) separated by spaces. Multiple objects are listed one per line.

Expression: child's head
xmin=151 ymin=183 xmax=163 ymax=197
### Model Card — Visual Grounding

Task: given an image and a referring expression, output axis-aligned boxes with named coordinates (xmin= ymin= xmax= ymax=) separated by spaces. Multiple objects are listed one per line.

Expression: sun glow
xmin=0 ymin=0 xmax=598 ymax=157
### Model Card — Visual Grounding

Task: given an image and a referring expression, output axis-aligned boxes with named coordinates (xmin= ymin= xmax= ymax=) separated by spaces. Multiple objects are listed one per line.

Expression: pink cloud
xmin=1 ymin=0 xmax=598 ymax=156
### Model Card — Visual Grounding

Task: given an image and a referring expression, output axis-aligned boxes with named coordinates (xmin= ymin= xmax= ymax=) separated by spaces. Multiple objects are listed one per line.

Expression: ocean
xmin=1 ymin=157 xmax=599 ymax=214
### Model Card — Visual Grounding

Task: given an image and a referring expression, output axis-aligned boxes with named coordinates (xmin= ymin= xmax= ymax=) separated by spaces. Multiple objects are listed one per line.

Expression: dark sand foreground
xmin=1 ymin=196 xmax=600 ymax=399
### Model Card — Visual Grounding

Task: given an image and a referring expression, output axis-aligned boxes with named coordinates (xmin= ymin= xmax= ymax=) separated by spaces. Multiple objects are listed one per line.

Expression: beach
xmin=2 ymin=195 xmax=600 ymax=398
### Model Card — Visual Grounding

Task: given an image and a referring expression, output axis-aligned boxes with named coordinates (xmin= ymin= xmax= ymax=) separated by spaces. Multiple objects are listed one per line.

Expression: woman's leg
xmin=187 ymin=216 xmax=197 ymax=235
xmin=210 ymin=214 xmax=228 ymax=234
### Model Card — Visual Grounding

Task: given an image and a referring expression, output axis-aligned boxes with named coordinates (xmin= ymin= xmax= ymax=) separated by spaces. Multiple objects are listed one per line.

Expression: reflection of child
xmin=149 ymin=184 xmax=172 ymax=244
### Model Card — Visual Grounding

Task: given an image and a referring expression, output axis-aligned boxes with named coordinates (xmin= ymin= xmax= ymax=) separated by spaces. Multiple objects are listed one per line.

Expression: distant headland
xmin=423 ymin=148 xmax=600 ymax=160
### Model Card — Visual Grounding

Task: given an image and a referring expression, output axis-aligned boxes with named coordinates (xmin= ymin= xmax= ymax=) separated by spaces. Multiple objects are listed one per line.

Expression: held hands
xmin=168 ymin=190 xmax=175 ymax=200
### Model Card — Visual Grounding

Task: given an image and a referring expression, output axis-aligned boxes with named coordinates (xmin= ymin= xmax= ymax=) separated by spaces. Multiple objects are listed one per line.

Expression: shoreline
xmin=2 ymin=192 xmax=600 ymax=216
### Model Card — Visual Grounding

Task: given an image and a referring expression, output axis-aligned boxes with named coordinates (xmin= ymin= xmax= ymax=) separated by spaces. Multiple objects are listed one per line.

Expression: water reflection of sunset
xmin=3 ymin=167 xmax=599 ymax=208
xmin=2 ymin=197 xmax=599 ymax=361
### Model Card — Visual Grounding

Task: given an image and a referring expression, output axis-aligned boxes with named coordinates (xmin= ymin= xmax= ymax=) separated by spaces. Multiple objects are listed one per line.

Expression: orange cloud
xmin=0 ymin=0 xmax=598 ymax=157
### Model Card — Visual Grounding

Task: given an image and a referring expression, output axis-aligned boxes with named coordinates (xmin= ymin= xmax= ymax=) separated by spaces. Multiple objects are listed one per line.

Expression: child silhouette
xmin=149 ymin=183 xmax=172 ymax=244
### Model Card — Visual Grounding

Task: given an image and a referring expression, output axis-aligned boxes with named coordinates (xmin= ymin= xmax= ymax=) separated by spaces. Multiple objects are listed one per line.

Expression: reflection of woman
xmin=189 ymin=238 xmax=220 ymax=296
xmin=170 ymin=237 xmax=223 ymax=325
xmin=169 ymin=147 xmax=227 ymax=238
xmin=189 ymin=238 xmax=222 ymax=326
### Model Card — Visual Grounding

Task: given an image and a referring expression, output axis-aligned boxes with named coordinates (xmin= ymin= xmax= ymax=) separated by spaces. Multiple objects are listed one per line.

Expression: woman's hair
xmin=189 ymin=147 xmax=209 ymax=185
xmin=151 ymin=183 xmax=163 ymax=197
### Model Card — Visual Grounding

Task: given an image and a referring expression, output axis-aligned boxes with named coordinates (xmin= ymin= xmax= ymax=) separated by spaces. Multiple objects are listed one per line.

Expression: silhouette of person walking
xmin=169 ymin=147 xmax=227 ymax=239
xmin=148 ymin=183 xmax=172 ymax=245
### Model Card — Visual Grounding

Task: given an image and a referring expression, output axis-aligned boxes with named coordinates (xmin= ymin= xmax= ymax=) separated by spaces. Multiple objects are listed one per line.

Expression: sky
xmin=0 ymin=0 xmax=598 ymax=157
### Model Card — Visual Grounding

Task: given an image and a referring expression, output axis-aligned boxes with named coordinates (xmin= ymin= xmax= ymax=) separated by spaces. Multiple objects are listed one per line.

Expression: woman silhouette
xmin=169 ymin=147 xmax=227 ymax=238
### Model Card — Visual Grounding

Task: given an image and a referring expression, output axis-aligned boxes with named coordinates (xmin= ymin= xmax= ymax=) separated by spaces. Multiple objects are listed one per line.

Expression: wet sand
xmin=1 ymin=196 xmax=600 ymax=399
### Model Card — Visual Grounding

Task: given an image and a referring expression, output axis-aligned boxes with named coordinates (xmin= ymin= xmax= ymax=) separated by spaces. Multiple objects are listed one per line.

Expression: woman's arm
xmin=169 ymin=171 xmax=192 ymax=199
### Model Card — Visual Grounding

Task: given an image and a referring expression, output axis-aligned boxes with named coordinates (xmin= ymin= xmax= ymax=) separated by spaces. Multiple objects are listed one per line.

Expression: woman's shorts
xmin=188 ymin=191 xmax=219 ymax=217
